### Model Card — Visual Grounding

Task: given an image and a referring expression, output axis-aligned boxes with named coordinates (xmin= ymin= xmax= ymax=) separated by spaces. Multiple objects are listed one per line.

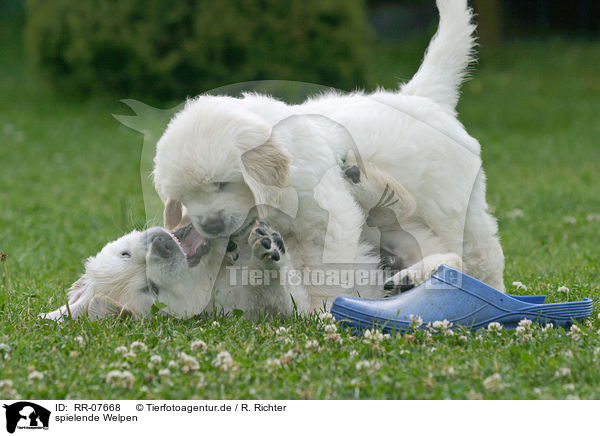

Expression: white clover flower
xmin=212 ymin=321 xmax=220 ymax=327
xmin=191 ymin=340 xmax=208 ymax=351
xmin=458 ymin=335 xmax=468 ymax=342
xmin=319 ymin=312 xmax=333 ymax=322
xmin=28 ymin=371 xmax=44 ymax=381
xmin=515 ymin=325 xmax=532 ymax=342
xmin=356 ymin=360 xmax=381 ymax=371
xmin=114 ymin=346 xmax=128 ymax=354
xmin=356 ymin=360 xmax=372 ymax=370
xmin=0 ymin=343 xmax=10 ymax=352
xmin=265 ymin=358 xmax=282 ymax=369
xmin=74 ymin=336 xmax=84 ymax=345
xmin=324 ymin=324 xmax=337 ymax=334
xmin=130 ymin=341 xmax=147 ymax=353
xmin=276 ymin=326 xmax=289 ymax=335
xmin=167 ymin=360 xmax=178 ymax=369
xmin=305 ymin=340 xmax=318 ymax=350
xmin=564 ymin=383 xmax=575 ymax=391
xmin=518 ymin=318 xmax=533 ymax=329
xmin=147 ymin=355 xmax=162 ymax=369
xmin=555 ymin=367 xmax=571 ymax=378
xmin=563 ymin=216 xmax=577 ymax=225
xmin=106 ymin=370 xmax=134 ymax=388
xmin=483 ymin=373 xmax=504 ymax=392
xmin=363 ymin=329 xmax=384 ymax=343
xmin=541 ymin=322 xmax=554 ymax=333
xmin=213 ymin=350 xmax=236 ymax=371
xmin=586 ymin=213 xmax=600 ymax=222
xmin=349 ymin=349 xmax=358 ymax=357
xmin=507 ymin=208 xmax=524 ymax=218
xmin=409 ymin=314 xmax=423 ymax=329
xmin=487 ymin=322 xmax=503 ymax=333
xmin=512 ymin=281 xmax=527 ymax=291
xmin=178 ymin=352 xmax=200 ymax=372
xmin=123 ymin=351 xmax=136 ymax=359
xmin=432 ymin=319 xmax=452 ymax=331
xmin=568 ymin=324 xmax=584 ymax=340
xmin=557 ymin=286 xmax=569 ymax=293
xmin=158 ymin=368 xmax=170 ymax=377
xmin=0 ymin=379 xmax=16 ymax=396
xmin=442 ymin=366 xmax=456 ymax=376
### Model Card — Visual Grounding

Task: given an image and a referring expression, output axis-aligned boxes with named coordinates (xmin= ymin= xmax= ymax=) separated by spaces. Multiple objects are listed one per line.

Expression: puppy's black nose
xmin=151 ymin=233 xmax=177 ymax=258
xmin=201 ymin=216 xmax=225 ymax=235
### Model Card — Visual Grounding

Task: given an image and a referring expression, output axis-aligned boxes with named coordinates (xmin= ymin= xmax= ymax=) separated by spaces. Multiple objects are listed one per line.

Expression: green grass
xmin=1 ymin=21 xmax=600 ymax=399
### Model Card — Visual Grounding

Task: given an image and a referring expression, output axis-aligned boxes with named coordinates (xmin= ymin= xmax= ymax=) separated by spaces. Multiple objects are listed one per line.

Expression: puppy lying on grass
xmin=41 ymin=225 xmax=223 ymax=320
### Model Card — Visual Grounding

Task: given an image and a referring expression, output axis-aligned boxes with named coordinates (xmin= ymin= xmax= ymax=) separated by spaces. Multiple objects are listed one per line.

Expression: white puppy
xmin=153 ymin=0 xmax=505 ymax=308
xmin=41 ymin=225 xmax=222 ymax=320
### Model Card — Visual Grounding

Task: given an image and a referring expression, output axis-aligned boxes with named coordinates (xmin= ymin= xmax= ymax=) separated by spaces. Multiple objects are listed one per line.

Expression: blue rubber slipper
xmin=331 ymin=265 xmax=593 ymax=332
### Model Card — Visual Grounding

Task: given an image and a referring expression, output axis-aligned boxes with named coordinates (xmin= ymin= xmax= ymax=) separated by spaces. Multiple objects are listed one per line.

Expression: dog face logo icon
xmin=2 ymin=402 xmax=50 ymax=433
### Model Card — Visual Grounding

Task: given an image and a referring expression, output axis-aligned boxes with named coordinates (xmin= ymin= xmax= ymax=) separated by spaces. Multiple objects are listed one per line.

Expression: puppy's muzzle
xmin=201 ymin=214 xmax=225 ymax=235
xmin=151 ymin=232 xmax=178 ymax=258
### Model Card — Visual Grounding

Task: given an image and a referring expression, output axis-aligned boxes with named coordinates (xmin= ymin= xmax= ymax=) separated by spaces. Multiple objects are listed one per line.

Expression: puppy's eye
xmin=120 ymin=251 xmax=131 ymax=258
xmin=215 ymin=182 xmax=228 ymax=190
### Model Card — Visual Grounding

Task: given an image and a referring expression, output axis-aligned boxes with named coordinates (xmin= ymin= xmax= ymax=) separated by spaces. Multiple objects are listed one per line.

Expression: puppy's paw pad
xmin=249 ymin=222 xmax=285 ymax=262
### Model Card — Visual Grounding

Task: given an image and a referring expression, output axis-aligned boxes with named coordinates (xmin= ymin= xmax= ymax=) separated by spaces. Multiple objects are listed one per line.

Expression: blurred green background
xmin=2 ymin=0 xmax=599 ymax=102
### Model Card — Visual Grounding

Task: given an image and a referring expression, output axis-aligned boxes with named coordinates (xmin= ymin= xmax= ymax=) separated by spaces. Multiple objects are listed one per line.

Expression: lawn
xmin=1 ymin=21 xmax=600 ymax=399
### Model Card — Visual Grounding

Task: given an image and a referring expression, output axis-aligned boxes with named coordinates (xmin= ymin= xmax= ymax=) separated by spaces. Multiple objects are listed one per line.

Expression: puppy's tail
xmin=400 ymin=0 xmax=477 ymax=114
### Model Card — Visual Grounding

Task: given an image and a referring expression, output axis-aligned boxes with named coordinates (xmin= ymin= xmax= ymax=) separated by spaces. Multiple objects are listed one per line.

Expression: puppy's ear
xmin=241 ymin=137 xmax=291 ymax=215
xmin=39 ymin=275 xmax=92 ymax=322
xmin=163 ymin=198 xmax=183 ymax=230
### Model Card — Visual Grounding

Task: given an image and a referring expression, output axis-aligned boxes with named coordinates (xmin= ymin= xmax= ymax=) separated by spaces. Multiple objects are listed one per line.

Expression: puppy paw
xmin=248 ymin=221 xmax=285 ymax=263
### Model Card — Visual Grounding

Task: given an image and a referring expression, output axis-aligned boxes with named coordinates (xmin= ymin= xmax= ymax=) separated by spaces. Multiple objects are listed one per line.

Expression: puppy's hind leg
xmin=383 ymin=253 xmax=462 ymax=295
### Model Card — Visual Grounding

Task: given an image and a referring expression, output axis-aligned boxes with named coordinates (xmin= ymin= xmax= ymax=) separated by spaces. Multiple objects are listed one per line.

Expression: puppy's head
xmin=153 ymin=96 xmax=291 ymax=237
xmin=41 ymin=225 xmax=211 ymax=321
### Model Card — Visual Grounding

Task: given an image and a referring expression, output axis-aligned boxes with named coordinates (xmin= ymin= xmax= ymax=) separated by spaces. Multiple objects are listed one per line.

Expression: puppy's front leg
xmin=246 ymin=221 xmax=309 ymax=317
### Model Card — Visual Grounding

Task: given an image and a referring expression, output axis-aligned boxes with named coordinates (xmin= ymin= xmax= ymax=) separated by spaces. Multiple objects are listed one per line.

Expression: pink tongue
xmin=180 ymin=228 xmax=206 ymax=257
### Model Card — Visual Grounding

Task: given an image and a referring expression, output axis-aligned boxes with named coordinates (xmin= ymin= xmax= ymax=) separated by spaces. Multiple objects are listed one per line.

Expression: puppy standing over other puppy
xmin=153 ymin=0 xmax=505 ymax=317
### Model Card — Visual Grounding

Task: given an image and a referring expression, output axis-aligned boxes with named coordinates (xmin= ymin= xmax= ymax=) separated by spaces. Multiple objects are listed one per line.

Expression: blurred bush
xmin=24 ymin=0 xmax=373 ymax=100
